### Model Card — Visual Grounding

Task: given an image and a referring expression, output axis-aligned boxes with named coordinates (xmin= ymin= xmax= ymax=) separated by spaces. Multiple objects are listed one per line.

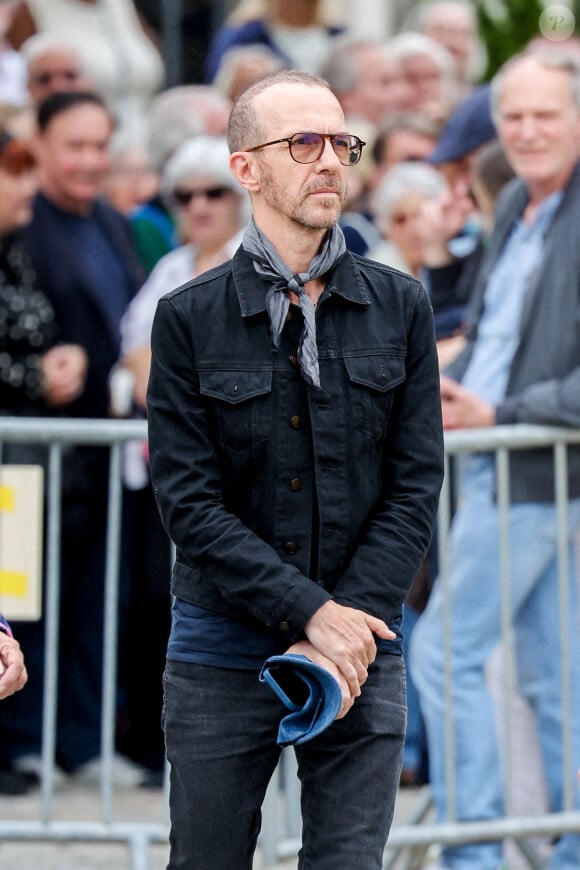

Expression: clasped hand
xmin=285 ymin=600 xmax=395 ymax=720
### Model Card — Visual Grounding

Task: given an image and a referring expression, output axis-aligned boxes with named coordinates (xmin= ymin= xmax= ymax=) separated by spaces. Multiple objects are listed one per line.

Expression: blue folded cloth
xmin=259 ymin=653 xmax=342 ymax=747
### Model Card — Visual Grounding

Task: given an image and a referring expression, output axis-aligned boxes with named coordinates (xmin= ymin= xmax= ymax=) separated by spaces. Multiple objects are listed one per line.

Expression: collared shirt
xmin=462 ymin=191 xmax=563 ymax=405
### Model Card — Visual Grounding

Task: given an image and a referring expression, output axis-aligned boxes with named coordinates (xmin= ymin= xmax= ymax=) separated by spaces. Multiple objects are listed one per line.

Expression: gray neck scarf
xmin=242 ymin=217 xmax=346 ymax=388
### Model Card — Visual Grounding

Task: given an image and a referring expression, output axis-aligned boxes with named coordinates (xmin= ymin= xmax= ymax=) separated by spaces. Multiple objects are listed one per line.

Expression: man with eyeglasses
xmin=147 ymin=69 xmax=443 ymax=870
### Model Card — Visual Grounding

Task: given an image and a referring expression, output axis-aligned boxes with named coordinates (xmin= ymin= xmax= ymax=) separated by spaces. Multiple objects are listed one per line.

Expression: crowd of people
xmin=0 ymin=0 xmax=579 ymax=867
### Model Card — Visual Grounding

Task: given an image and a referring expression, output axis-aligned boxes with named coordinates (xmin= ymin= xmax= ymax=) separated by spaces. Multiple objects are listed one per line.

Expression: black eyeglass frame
xmin=244 ymin=132 xmax=366 ymax=166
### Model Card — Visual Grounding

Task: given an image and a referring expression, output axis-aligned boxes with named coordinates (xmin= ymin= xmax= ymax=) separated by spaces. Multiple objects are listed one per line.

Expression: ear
xmin=230 ymin=151 xmax=261 ymax=193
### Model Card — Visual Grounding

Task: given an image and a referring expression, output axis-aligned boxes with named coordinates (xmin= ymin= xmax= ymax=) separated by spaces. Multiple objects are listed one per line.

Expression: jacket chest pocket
xmin=198 ymin=369 xmax=273 ymax=453
xmin=344 ymin=355 xmax=405 ymax=442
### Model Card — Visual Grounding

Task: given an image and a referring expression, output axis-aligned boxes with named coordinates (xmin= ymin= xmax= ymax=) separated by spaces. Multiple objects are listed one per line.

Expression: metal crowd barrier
xmin=261 ymin=424 xmax=580 ymax=869
xmin=0 ymin=417 xmax=166 ymax=870
xmin=0 ymin=418 xmax=579 ymax=870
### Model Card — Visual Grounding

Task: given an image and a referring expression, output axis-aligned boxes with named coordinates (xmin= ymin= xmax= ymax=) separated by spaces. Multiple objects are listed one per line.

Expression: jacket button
xmin=290 ymin=478 xmax=302 ymax=491
xmin=290 ymin=415 xmax=301 ymax=429
xmin=285 ymin=311 xmax=292 ymax=322
xmin=378 ymin=371 xmax=386 ymax=384
xmin=285 ymin=541 xmax=297 ymax=554
xmin=289 ymin=354 xmax=298 ymax=366
xmin=279 ymin=620 xmax=290 ymax=632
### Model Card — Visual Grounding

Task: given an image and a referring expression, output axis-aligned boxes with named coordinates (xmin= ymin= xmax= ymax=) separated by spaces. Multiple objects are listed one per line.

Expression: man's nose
xmin=316 ymin=137 xmax=342 ymax=169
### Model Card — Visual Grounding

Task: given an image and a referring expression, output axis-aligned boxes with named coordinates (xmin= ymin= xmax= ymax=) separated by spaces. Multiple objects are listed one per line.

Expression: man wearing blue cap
xmin=147 ymin=69 xmax=444 ymax=869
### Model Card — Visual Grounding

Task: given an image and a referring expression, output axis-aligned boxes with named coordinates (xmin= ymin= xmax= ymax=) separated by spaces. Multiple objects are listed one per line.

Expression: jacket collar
xmin=232 ymin=246 xmax=371 ymax=318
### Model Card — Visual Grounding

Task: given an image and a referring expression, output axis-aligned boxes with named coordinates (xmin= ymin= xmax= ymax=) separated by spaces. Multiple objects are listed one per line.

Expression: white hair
xmin=20 ymin=33 xmax=84 ymax=70
xmin=387 ymin=32 xmax=456 ymax=81
xmin=162 ymin=135 xmax=251 ymax=225
xmin=371 ymin=161 xmax=447 ymax=228
xmin=490 ymin=49 xmax=580 ymax=126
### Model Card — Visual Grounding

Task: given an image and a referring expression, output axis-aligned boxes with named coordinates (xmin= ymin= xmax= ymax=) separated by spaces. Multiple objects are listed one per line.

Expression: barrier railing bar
xmin=101 ymin=441 xmax=124 ymax=822
xmin=41 ymin=443 xmax=63 ymax=822
xmin=496 ymin=446 xmax=515 ymax=818
xmin=555 ymin=441 xmax=573 ymax=812
xmin=439 ymin=451 xmax=457 ymax=823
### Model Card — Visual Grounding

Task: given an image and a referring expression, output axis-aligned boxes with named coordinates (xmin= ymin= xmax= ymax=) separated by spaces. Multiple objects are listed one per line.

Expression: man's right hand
xmin=304 ymin=600 xmax=395 ymax=698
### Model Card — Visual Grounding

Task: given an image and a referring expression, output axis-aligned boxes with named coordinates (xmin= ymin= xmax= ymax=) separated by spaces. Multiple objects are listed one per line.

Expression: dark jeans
xmin=162 ymin=653 xmax=407 ymax=870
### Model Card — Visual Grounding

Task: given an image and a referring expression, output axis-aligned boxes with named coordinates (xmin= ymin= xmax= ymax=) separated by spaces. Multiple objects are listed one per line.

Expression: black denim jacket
xmin=147 ymin=248 xmax=444 ymax=641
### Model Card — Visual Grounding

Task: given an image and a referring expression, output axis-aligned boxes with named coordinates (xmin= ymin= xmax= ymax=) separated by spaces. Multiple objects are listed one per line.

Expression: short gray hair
xmin=490 ymin=49 xmax=580 ymax=125
xmin=21 ymin=33 xmax=84 ymax=72
xmin=227 ymin=69 xmax=332 ymax=153
xmin=319 ymin=37 xmax=392 ymax=95
xmin=370 ymin=161 xmax=446 ymax=229
xmin=162 ymin=135 xmax=238 ymax=195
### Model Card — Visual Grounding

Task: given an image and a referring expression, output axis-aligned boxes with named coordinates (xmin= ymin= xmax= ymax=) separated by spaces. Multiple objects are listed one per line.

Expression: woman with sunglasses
xmin=117 ymin=134 xmax=250 ymax=412
xmin=110 ymin=136 xmax=249 ymax=780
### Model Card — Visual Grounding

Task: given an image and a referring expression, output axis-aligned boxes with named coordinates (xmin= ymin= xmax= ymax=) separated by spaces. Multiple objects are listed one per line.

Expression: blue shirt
xmin=167 ymin=599 xmax=403 ymax=670
xmin=462 ymin=191 xmax=562 ymax=405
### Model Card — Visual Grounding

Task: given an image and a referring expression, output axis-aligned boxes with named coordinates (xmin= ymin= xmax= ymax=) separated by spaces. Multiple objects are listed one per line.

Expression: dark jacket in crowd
xmin=22 ymin=193 xmax=144 ymax=419
xmin=147 ymin=247 xmax=444 ymax=643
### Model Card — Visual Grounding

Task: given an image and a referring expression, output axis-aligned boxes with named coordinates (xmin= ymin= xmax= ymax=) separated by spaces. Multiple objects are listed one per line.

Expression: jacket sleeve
xmin=496 ymin=368 xmax=580 ymax=427
xmin=332 ymin=283 xmax=444 ymax=620
xmin=147 ymin=295 xmax=331 ymax=634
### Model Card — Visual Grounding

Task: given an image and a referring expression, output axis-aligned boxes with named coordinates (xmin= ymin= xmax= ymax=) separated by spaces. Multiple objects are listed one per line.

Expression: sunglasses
xmin=32 ymin=69 xmax=80 ymax=87
xmin=172 ymin=186 xmax=231 ymax=206
xmin=245 ymin=132 xmax=366 ymax=166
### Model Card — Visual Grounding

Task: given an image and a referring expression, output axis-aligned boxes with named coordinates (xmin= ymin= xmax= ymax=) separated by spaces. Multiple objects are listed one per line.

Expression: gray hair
xmin=21 ymin=33 xmax=84 ymax=71
xmin=403 ymin=0 xmax=478 ymax=33
xmin=162 ymin=134 xmax=251 ymax=224
xmin=319 ymin=37 xmax=394 ymax=95
xmin=401 ymin=1 xmax=486 ymax=83
xmin=490 ymin=49 xmax=580 ymax=125
xmin=148 ymin=86 xmax=232 ymax=170
xmin=227 ymin=69 xmax=332 ymax=153
xmin=163 ymin=135 xmax=236 ymax=194
xmin=213 ymin=44 xmax=284 ymax=101
xmin=371 ymin=161 xmax=446 ymax=229
xmin=387 ymin=31 xmax=457 ymax=82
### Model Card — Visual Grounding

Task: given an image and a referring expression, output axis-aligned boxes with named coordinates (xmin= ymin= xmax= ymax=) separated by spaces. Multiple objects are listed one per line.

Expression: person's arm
xmin=0 ymin=615 xmax=27 ymax=700
xmin=495 ymin=367 xmax=580 ymax=428
xmin=330 ymin=284 xmax=445 ymax=621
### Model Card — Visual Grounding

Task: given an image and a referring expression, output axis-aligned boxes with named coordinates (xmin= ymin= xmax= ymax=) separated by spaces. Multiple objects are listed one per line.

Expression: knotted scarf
xmin=242 ymin=217 xmax=346 ymax=388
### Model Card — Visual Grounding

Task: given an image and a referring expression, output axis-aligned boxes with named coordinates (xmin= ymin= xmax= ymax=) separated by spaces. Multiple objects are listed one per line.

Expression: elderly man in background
xmin=412 ymin=49 xmax=580 ymax=870
xmin=321 ymin=36 xmax=412 ymax=128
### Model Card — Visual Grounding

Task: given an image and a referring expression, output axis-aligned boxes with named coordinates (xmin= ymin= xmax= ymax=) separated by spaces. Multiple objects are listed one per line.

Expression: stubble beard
xmin=260 ymin=161 xmax=346 ymax=230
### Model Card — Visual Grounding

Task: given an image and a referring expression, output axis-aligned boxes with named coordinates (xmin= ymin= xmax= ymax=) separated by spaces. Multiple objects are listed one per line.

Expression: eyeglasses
xmin=245 ymin=132 xmax=366 ymax=166
xmin=32 ymin=69 xmax=81 ymax=87
xmin=172 ymin=186 xmax=231 ymax=206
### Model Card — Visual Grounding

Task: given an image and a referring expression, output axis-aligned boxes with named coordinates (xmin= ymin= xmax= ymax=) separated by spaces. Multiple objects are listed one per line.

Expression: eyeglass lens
xmin=289 ymin=133 xmax=362 ymax=166
xmin=173 ymin=186 xmax=229 ymax=206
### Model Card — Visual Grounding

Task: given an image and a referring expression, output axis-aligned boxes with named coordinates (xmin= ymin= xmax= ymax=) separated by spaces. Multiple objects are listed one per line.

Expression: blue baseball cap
xmin=259 ymin=653 xmax=342 ymax=747
xmin=429 ymin=84 xmax=496 ymax=165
